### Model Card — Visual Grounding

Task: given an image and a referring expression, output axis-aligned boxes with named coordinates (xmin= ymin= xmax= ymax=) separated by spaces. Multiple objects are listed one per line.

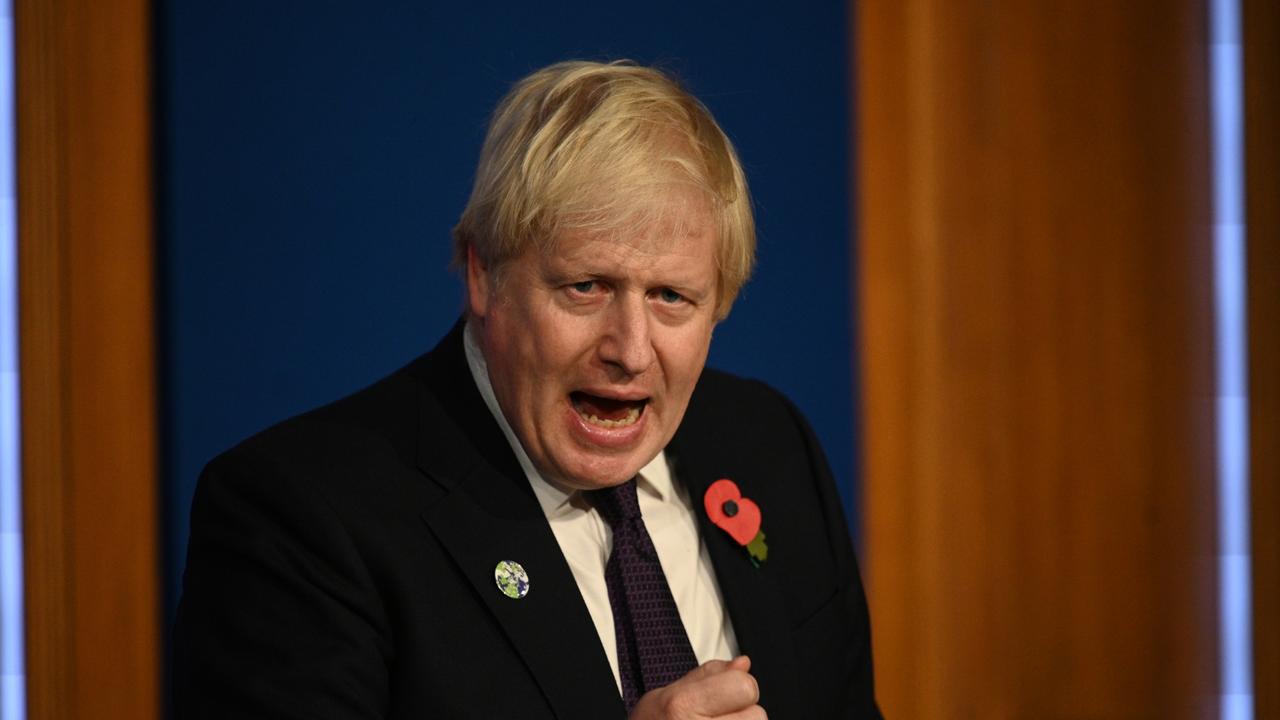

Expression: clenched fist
xmin=628 ymin=656 xmax=766 ymax=720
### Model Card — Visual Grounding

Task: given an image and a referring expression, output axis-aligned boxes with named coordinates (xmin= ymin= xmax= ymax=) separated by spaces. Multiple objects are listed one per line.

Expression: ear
xmin=466 ymin=244 xmax=493 ymax=318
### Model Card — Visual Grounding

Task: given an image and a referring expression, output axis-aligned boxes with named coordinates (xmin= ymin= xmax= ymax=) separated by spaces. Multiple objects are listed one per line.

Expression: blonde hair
xmin=452 ymin=60 xmax=755 ymax=319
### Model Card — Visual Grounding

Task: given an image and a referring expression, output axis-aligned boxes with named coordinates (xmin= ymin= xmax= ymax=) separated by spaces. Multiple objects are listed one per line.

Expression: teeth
xmin=582 ymin=405 xmax=641 ymax=428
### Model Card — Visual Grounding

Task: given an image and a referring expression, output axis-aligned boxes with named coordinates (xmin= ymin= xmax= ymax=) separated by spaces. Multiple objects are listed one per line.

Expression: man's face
xmin=469 ymin=201 xmax=719 ymax=490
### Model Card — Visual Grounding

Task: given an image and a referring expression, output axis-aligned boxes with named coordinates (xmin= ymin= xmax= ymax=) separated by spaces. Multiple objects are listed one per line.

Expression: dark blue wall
xmin=158 ymin=1 xmax=856 ymax=615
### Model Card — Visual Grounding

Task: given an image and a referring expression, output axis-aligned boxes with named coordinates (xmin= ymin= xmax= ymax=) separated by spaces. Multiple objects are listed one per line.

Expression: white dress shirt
xmin=463 ymin=321 xmax=739 ymax=694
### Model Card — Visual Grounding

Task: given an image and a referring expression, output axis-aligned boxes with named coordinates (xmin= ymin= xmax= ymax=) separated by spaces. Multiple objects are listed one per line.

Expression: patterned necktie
xmin=587 ymin=478 xmax=699 ymax=711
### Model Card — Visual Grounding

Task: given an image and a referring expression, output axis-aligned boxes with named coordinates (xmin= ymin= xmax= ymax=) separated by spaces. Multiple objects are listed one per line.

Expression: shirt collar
xmin=462 ymin=318 xmax=673 ymax=518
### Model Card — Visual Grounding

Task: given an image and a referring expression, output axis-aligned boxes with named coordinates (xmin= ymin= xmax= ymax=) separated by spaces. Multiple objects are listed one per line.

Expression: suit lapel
xmin=667 ymin=425 xmax=800 ymax=718
xmin=421 ymin=478 xmax=623 ymax=719
xmin=411 ymin=324 xmax=624 ymax=719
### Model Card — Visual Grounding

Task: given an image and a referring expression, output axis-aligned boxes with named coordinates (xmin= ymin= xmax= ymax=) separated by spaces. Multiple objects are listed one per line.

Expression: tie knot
xmin=586 ymin=478 xmax=642 ymax=527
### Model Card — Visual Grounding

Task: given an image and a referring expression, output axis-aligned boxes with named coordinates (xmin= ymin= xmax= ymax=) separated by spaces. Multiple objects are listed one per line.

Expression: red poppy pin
xmin=704 ymin=478 xmax=768 ymax=567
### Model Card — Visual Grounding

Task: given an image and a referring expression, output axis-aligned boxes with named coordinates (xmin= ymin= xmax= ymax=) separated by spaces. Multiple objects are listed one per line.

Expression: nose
xmin=597 ymin=294 xmax=656 ymax=377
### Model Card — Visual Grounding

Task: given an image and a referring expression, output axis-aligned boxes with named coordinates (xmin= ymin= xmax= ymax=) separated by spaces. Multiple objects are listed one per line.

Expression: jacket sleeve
xmin=777 ymin=389 xmax=885 ymax=720
xmin=172 ymin=446 xmax=392 ymax=719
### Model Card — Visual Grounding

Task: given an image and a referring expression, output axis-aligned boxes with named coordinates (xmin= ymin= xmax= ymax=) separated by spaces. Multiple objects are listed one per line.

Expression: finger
xmin=679 ymin=656 xmax=738 ymax=684
xmin=684 ymin=654 xmax=749 ymax=682
xmin=685 ymin=668 xmax=759 ymax=716
xmin=719 ymin=706 xmax=767 ymax=720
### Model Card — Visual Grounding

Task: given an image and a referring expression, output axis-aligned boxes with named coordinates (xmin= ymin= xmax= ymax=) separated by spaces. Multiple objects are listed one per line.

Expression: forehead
xmin=548 ymin=185 xmax=717 ymax=264
xmin=556 ymin=217 xmax=712 ymax=258
xmin=545 ymin=214 xmax=718 ymax=280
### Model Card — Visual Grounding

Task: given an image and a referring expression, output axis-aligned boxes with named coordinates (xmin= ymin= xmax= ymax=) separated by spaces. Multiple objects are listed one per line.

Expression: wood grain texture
xmin=15 ymin=0 xmax=72 ymax=713
xmin=16 ymin=0 xmax=160 ymax=717
xmin=1245 ymin=0 xmax=1279 ymax=713
xmin=856 ymin=1 xmax=1218 ymax=716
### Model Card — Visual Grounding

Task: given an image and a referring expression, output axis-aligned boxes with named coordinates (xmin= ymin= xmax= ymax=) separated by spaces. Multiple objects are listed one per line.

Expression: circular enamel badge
xmin=494 ymin=560 xmax=530 ymax=599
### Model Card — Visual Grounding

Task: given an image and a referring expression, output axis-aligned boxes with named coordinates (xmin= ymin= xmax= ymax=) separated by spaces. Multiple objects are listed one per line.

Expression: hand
xmin=628 ymin=655 xmax=766 ymax=720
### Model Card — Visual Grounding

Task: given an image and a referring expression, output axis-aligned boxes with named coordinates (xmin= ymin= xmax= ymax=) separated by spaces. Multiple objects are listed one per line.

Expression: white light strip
xmin=0 ymin=0 xmax=23 ymax=715
xmin=1210 ymin=0 xmax=1252 ymax=717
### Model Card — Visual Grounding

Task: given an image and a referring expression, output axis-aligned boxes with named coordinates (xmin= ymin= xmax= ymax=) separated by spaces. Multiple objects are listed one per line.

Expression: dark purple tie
xmin=587 ymin=478 xmax=699 ymax=711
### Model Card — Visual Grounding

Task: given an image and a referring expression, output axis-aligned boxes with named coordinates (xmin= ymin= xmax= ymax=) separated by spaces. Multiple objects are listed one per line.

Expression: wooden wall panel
xmin=16 ymin=0 xmax=160 ymax=717
xmin=856 ymin=1 xmax=1218 ymax=717
xmin=1245 ymin=0 xmax=1279 ymax=713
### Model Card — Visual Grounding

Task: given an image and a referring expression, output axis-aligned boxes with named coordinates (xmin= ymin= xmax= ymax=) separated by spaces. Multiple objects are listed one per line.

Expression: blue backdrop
xmin=157 ymin=0 xmax=858 ymax=617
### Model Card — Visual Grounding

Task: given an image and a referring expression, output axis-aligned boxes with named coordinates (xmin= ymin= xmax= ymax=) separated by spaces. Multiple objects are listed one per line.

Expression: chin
xmin=555 ymin=451 xmax=653 ymax=490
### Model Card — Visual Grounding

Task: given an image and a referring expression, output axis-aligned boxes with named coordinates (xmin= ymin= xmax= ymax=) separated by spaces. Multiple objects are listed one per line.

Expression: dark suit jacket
xmin=173 ymin=324 xmax=881 ymax=718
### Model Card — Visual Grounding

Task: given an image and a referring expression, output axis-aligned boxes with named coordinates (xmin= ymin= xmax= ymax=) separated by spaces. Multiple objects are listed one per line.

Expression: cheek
xmin=659 ymin=327 xmax=714 ymax=388
xmin=522 ymin=318 xmax=599 ymax=388
xmin=480 ymin=289 xmax=589 ymax=420
xmin=484 ymin=309 xmax=550 ymax=397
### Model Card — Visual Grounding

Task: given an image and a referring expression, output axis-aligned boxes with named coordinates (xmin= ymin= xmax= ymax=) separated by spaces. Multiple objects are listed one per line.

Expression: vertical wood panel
xmin=16 ymin=0 xmax=159 ymax=717
xmin=14 ymin=0 xmax=71 ymax=713
xmin=1245 ymin=0 xmax=1279 ymax=713
xmin=857 ymin=1 xmax=1218 ymax=716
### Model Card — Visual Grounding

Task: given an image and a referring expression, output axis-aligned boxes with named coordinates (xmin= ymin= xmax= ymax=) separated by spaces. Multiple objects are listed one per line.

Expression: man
xmin=174 ymin=60 xmax=881 ymax=719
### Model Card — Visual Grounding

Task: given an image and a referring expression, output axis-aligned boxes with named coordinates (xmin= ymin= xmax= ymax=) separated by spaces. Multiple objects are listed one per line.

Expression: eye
xmin=656 ymin=288 xmax=685 ymax=304
xmin=569 ymin=280 xmax=597 ymax=294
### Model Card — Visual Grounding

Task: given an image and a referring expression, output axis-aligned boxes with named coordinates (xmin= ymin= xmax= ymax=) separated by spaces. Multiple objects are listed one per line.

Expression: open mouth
xmin=570 ymin=391 xmax=648 ymax=428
